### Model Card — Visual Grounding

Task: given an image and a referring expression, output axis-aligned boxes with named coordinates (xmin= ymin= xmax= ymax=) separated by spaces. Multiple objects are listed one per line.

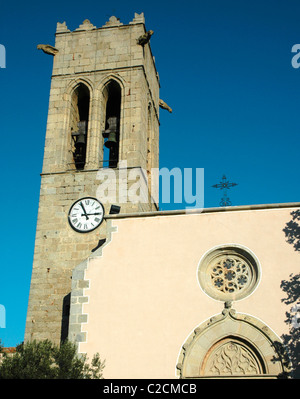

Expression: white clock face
xmin=68 ymin=197 xmax=104 ymax=233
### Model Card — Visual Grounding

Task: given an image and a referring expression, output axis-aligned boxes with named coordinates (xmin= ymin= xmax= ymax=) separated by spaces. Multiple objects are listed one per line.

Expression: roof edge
xmin=104 ymin=202 xmax=300 ymax=220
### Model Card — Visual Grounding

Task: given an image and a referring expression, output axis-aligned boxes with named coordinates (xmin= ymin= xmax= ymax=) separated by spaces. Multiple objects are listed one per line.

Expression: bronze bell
xmin=76 ymin=132 xmax=86 ymax=145
xmin=72 ymin=121 xmax=86 ymax=145
xmin=105 ymin=131 xmax=117 ymax=148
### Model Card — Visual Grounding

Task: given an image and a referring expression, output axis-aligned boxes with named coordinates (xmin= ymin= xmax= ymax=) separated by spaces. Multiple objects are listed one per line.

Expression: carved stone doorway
xmin=176 ymin=304 xmax=291 ymax=379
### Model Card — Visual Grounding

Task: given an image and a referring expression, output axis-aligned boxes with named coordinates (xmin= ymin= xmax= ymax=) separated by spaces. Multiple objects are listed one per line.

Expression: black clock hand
xmin=79 ymin=202 xmax=89 ymax=220
xmin=81 ymin=212 xmax=102 ymax=216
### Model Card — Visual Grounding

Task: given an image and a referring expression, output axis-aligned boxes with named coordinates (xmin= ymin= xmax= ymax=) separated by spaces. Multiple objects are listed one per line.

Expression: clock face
xmin=68 ymin=197 xmax=104 ymax=233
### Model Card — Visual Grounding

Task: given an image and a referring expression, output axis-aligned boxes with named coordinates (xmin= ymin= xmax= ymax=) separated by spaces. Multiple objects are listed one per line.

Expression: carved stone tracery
xmin=198 ymin=245 xmax=261 ymax=301
xmin=204 ymin=339 xmax=262 ymax=376
xmin=210 ymin=255 xmax=251 ymax=295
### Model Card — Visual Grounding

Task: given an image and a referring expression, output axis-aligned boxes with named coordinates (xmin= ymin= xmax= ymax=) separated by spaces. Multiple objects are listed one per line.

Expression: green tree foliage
xmin=283 ymin=209 xmax=300 ymax=252
xmin=280 ymin=273 xmax=300 ymax=379
xmin=281 ymin=210 xmax=300 ymax=378
xmin=0 ymin=339 xmax=105 ymax=379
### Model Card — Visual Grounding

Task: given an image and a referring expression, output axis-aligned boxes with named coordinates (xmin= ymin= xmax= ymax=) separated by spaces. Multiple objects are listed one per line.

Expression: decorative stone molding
xmin=129 ymin=12 xmax=145 ymax=25
xmin=75 ymin=19 xmax=97 ymax=31
xmin=102 ymin=16 xmax=123 ymax=28
xmin=56 ymin=21 xmax=70 ymax=33
xmin=176 ymin=304 xmax=291 ymax=378
xmin=197 ymin=244 xmax=261 ymax=302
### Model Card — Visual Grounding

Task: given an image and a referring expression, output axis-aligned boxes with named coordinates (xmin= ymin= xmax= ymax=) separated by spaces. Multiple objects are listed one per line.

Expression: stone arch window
xmin=69 ymin=83 xmax=90 ymax=170
xmin=176 ymin=305 xmax=291 ymax=379
xmin=102 ymin=79 xmax=121 ymax=168
xmin=197 ymin=244 xmax=261 ymax=302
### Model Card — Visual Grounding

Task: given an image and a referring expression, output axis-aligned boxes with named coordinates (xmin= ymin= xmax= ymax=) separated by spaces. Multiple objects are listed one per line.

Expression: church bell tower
xmin=25 ymin=13 xmax=161 ymax=344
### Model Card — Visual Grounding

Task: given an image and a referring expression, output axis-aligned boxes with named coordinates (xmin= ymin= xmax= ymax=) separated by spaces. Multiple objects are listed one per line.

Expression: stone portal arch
xmin=176 ymin=304 xmax=291 ymax=379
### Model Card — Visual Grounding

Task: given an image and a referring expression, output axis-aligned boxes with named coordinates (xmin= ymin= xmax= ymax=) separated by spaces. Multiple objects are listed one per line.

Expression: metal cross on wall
xmin=212 ymin=175 xmax=238 ymax=207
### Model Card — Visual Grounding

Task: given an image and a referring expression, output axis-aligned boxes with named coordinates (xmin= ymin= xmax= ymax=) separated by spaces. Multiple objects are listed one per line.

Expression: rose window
xmin=198 ymin=246 xmax=261 ymax=302
xmin=210 ymin=256 xmax=251 ymax=295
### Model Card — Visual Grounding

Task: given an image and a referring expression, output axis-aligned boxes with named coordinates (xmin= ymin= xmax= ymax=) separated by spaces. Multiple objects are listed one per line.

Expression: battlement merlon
xmin=55 ymin=12 xmax=145 ymax=33
xmin=52 ymin=13 xmax=159 ymax=86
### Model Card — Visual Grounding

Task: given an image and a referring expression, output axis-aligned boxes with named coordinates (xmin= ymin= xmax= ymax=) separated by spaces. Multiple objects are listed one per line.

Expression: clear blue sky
xmin=0 ymin=0 xmax=299 ymax=347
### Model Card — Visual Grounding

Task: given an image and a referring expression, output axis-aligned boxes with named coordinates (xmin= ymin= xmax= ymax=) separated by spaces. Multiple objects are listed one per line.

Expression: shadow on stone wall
xmin=280 ymin=210 xmax=300 ymax=378
xmin=60 ymin=293 xmax=70 ymax=343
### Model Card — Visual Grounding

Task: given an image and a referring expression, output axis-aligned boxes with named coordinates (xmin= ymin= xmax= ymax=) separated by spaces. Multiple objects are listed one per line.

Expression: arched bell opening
xmin=70 ymin=83 xmax=90 ymax=170
xmin=102 ymin=80 xmax=121 ymax=168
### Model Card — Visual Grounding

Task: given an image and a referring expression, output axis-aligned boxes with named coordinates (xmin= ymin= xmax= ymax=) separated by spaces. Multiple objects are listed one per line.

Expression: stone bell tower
xmin=25 ymin=13 xmax=162 ymax=344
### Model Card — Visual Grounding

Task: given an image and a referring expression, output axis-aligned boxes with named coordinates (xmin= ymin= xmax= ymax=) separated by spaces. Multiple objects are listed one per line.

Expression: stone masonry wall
xmin=25 ymin=13 xmax=160 ymax=344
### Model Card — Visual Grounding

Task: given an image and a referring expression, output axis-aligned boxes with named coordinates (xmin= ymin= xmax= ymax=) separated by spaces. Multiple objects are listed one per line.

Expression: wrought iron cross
xmin=212 ymin=175 xmax=238 ymax=207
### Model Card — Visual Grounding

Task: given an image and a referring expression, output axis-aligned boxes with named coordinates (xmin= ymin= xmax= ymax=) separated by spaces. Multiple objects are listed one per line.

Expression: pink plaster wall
xmin=79 ymin=206 xmax=299 ymax=378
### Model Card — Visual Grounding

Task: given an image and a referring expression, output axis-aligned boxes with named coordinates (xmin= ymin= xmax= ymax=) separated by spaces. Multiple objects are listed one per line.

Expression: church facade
xmin=68 ymin=203 xmax=299 ymax=378
xmin=25 ymin=13 xmax=299 ymax=379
